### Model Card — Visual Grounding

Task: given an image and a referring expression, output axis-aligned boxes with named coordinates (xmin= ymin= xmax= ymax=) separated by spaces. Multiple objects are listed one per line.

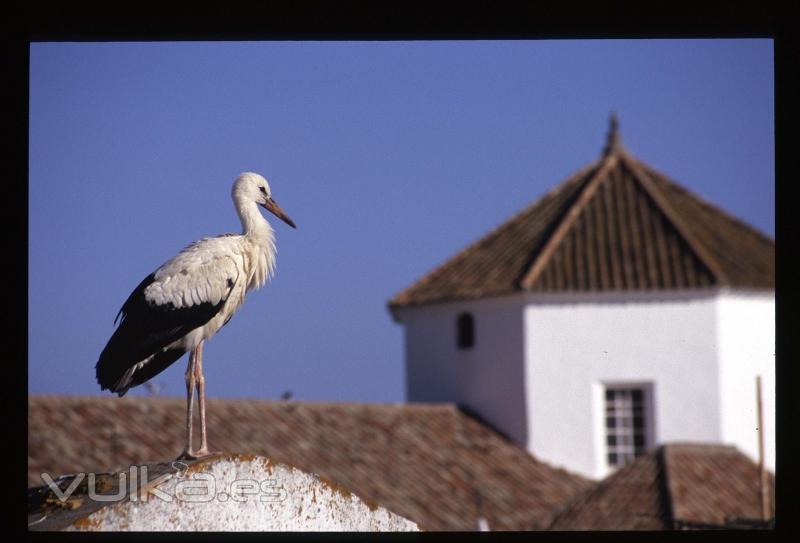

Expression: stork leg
xmin=193 ymin=341 xmax=215 ymax=457
xmin=177 ymin=349 xmax=198 ymax=460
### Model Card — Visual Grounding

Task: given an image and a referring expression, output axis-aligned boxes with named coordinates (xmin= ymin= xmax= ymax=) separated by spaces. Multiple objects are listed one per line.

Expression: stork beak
xmin=262 ymin=198 xmax=296 ymax=229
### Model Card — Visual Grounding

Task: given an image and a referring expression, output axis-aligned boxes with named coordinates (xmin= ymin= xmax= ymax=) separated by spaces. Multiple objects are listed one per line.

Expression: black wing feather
xmin=95 ymin=273 xmax=225 ymax=396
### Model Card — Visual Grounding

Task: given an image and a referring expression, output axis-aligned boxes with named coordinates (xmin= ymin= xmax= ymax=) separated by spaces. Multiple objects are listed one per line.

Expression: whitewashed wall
xmin=396 ymin=288 xmax=776 ymax=482
xmin=523 ymin=290 xmax=722 ymax=479
xmin=397 ymin=295 xmax=529 ymax=446
xmin=716 ymin=290 xmax=775 ymax=471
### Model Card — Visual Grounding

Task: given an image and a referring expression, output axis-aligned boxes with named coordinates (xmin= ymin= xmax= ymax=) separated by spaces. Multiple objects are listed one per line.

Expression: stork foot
xmin=192 ymin=447 xmax=221 ymax=458
xmin=176 ymin=449 xmax=201 ymax=461
xmin=176 ymin=448 xmax=219 ymax=461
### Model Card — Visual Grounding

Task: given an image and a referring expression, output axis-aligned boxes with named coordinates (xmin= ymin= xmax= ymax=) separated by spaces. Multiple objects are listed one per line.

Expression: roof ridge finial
xmin=604 ymin=111 xmax=621 ymax=155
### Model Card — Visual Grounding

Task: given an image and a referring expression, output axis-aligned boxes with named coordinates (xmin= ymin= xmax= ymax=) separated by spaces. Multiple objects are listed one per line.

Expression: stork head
xmin=233 ymin=172 xmax=296 ymax=229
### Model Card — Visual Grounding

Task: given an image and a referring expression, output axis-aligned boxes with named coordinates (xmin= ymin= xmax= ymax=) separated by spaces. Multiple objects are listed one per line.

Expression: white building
xmin=388 ymin=117 xmax=775 ymax=480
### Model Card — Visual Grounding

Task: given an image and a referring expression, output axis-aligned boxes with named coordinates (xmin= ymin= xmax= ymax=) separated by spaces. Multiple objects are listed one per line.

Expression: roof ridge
xmin=547 ymin=448 xmax=645 ymax=529
xmin=452 ymin=405 xmax=594 ymax=489
xmin=520 ymin=152 xmax=619 ymax=289
xmin=617 ymin=149 xmax=730 ymax=286
xmin=27 ymin=393 xmax=469 ymax=412
xmin=387 ymin=159 xmax=600 ymax=308
xmin=638 ymin=161 xmax=775 ymax=246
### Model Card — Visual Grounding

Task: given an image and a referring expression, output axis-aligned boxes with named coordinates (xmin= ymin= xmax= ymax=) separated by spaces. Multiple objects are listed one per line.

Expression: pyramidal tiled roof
xmin=548 ymin=443 xmax=775 ymax=530
xmin=389 ymin=116 xmax=774 ymax=308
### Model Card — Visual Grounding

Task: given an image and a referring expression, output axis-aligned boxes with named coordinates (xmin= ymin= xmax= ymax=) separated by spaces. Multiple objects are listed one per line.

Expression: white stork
xmin=95 ymin=172 xmax=296 ymax=459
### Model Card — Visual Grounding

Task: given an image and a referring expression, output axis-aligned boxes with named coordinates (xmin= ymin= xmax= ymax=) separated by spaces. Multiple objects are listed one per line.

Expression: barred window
xmin=605 ymin=386 xmax=648 ymax=468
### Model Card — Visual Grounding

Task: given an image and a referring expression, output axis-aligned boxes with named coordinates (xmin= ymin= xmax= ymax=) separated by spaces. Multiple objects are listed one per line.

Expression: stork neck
xmin=236 ymin=199 xmax=274 ymax=241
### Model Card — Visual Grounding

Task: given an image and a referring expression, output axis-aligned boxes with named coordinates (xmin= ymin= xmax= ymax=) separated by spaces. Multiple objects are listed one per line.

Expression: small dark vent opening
xmin=457 ymin=313 xmax=475 ymax=350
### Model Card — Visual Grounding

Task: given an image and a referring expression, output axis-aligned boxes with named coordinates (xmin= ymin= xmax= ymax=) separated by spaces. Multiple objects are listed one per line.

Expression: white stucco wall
xmin=397 ymin=296 xmax=529 ymax=446
xmin=523 ymin=290 xmax=722 ymax=480
xmin=63 ymin=454 xmax=419 ymax=531
xmin=396 ymin=287 xmax=775 ymax=482
xmin=716 ymin=290 xmax=775 ymax=471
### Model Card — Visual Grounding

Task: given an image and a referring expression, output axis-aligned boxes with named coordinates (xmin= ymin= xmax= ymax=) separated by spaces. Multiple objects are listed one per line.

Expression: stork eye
xmin=259 ymin=187 xmax=267 ymax=195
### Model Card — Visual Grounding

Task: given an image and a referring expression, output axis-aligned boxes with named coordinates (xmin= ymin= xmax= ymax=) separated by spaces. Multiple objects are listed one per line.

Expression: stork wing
xmin=96 ymin=236 xmax=243 ymax=395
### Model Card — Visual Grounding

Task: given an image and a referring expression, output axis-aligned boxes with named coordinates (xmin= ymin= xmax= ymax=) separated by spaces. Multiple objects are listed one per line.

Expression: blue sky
xmin=28 ymin=40 xmax=773 ymax=402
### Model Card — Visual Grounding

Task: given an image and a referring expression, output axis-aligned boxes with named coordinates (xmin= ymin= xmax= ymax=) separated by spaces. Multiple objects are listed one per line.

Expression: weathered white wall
xmin=523 ymin=290 xmax=722 ymax=480
xmin=397 ymin=295 xmax=528 ymax=446
xmin=65 ymin=455 xmax=420 ymax=531
xmin=716 ymin=290 xmax=775 ymax=471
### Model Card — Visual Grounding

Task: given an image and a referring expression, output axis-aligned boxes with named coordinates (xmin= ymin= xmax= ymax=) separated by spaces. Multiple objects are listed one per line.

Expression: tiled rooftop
xmin=548 ymin=443 xmax=775 ymax=530
xmin=28 ymin=395 xmax=592 ymax=530
xmin=389 ymin=117 xmax=773 ymax=308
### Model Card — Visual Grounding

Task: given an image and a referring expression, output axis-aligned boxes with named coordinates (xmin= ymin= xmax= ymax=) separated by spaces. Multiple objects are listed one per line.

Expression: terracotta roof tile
xmin=28 ymin=395 xmax=592 ymax=531
xmin=389 ymin=121 xmax=773 ymax=308
xmin=548 ymin=443 xmax=774 ymax=530
xmin=664 ymin=443 xmax=775 ymax=527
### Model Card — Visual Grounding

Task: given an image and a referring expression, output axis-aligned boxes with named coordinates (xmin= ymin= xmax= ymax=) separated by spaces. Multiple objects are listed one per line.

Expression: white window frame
xmin=601 ymin=382 xmax=655 ymax=471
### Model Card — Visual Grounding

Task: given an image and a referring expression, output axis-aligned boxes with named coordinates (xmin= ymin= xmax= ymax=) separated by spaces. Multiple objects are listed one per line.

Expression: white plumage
xmin=145 ymin=235 xmax=264 ymax=347
xmin=96 ymin=172 xmax=295 ymax=458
